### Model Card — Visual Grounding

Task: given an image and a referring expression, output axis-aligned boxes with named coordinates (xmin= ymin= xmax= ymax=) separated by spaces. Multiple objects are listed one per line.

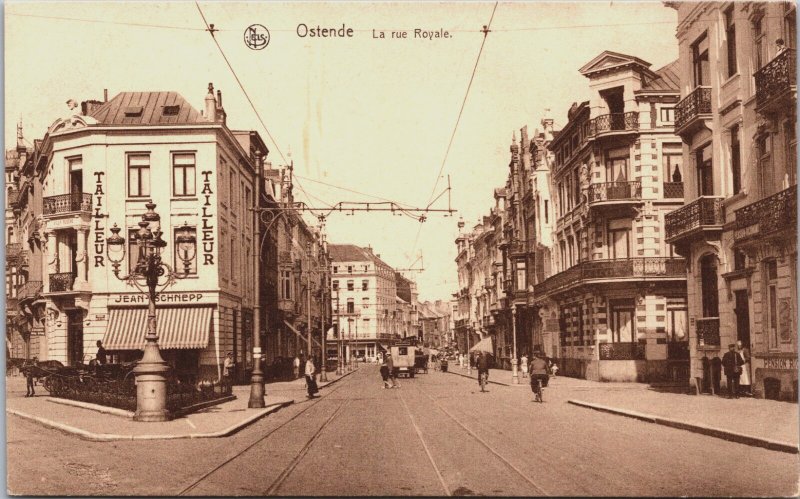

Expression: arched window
xmin=700 ymin=254 xmax=719 ymax=318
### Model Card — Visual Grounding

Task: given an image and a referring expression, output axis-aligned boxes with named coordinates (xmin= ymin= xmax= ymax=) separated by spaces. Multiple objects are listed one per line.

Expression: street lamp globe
xmin=106 ymin=224 xmax=126 ymax=269
xmin=142 ymin=200 xmax=161 ymax=232
xmin=175 ymin=223 xmax=196 ymax=273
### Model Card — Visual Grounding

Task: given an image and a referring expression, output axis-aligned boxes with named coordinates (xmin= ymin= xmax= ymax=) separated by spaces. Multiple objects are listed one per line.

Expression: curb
xmin=319 ymin=368 xmax=357 ymax=390
xmin=568 ymin=399 xmax=799 ymax=454
xmin=48 ymin=398 xmax=134 ymax=418
xmin=445 ymin=369 xmax=510 ymax=387
xmin=7 ymin=400 xmax=293 ymax=442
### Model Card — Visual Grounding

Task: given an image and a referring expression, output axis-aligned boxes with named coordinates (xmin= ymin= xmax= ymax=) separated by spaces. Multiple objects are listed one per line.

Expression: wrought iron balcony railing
xmin=696 ymin=317 xmax=720 ymax=347
xmin=48 ymin=272 xmax=76 ymax=292
xmin=599 ymin=342 xmax=646 ymax=360
xmin=7 ymin=188 xmax=19 ymax=207
xmin=587 ymin=181 xmax=642 ymax=204
xmin=43 ymin=193 xmax=92 ymax=215
xmin=662 ymin=182 xmax=684 ymax=199
xmin=534 ymin=257 xmax=686 ymax=299
xmin=6 ymin=243 xmax=22 ymax=260
xmin=16 ymin=280 xmax=42 ymax=301
xmin=591 ymin=112 xmax=639 ymax=135
xmin=733 ymin=186 xmax=797 ymax=243
xmin=335 ymin=306 xmax=362 ymax=316
xmin=674 ymin=86 xmax=712 ymax=132
xmin=755 ymin=49 xmax=796 ymax=111
xmin=664 ymin=196 xmax=724 ymax=242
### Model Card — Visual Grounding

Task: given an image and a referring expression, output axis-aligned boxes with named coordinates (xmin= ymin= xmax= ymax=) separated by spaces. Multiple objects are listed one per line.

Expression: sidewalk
xmin=446 ymin=365 xmax=799 ymax=452
xmin=5 ymin=368 xmax=355 ymax=441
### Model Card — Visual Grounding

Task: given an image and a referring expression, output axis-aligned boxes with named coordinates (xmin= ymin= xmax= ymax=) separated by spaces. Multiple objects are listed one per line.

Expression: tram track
xmin=407 ymin=381 xmax=551 ymax=496
xmin=176 ymin=375 xmax=354 ymax=496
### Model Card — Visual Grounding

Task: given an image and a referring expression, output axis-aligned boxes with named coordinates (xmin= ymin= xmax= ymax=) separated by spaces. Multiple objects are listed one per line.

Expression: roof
xmin=328 ymin=244 xmax=374 ymax=263
xmin=88 ymin=92 xmax=206 ymax=125
xmin=640 ymin=60 xmax=680 ymax=92
xmin=579 ymin=51 xmax=654 ymax=78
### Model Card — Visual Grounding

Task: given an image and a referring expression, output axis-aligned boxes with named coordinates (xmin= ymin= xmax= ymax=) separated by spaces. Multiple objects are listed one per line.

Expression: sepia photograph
xmin=3 ymin=1 xmax=798 ymax=496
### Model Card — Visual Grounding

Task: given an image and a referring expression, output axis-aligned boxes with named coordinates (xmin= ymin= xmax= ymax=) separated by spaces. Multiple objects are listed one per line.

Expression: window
xmin=559 ymin=241 xmax=567 ymax=271
xmin=567 ymin=236 xmax=575 ymax=267
xmin=172 ymin=153 xmax=196 ymax=197
xmin=606 ymin=147 xmax=629 ymax=183
xmin=362 ymin=280 xmax=368 ymax=291
xmin=347 ymin=265 xmax=353 ymax=274
xmin=68 ymin=157 xmax=83 ymax=194
xmin=730 ymin=125 xmax=742 ymax=194
xmin=660 ymin=107 xmax=675 ymax=124
xmin=692 ymin=32 xmax=710 ymax=86
xmin=363 ymin=265 xmax=369 ymax=272
xmin=333 ymin=266 xmax=339 ymax=274
xmin=753 ymin=16 xmax=766 ymax=71
xmin=127 ymin=154 xmax=150 ymax=197
xmin=347 ymin=299 xmax=354 ymax=314
xmin=609 ymin=299 xmax=635 ymax=343
xmin=662 ymin=143 xmax=683 ymax=190
xmin=544 ymin=200 xmax=549 ymax=223
xmin=725 ymin=7 xmax=737 ymax=78
xmin=733 ymin=249 xmax=747 ymax=271
xmin=608 ymin=219 xmax=631 ymax=260
xmin=363 ymin=297 xmax=369 ymax=309
xmin=280 ymin=270 xmax=292 ymax=300
xmin=785 ymin=120 xmax=797 ymax=187
xmin=757 ymin=133 xmax=774 ymax=197
xmin=784 ymin=3 xmax=797 ymax=49
xmin=765 ymin=260 xmax=779 ymax=348
xmin=230 ymin=235 xmax=237 ymax=282
xmin=666 ymin=307 xmax=688 ymax=342
xmin=700 ymin=254 xmax=719 ymax=318
xmin=515 ymin=260 xmax=526 ymax=291
xmin=347 ymin=280 xmax=354 ymax=291
xmin=229 ymin=169 xmax=237 ymax=210
xmin=696 ymin=143 xmax=714 ymax=196
xmin=573 ymin=168 xmax=581 ymax=206
xmin=332 ymin=280 xmax=339 ymax=291
xmin=174 ymin=226 xmax=197 ymax=274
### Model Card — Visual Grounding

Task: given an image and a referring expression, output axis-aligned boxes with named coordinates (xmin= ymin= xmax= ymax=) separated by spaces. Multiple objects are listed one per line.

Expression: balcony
xmin=506 ymin=241 xmax=527 ymax=257
xmin=278 ymin=298 xmax=295 ymax=314
xmin=336 ymin=306 xmax=362 ymax=317
xmin=590 ymin=112 xmax=639 ymax=138
xmin=43 ymin=193 xmax=92 ymax=217
xmin=696 ymin=317 xmax=720 ymax=347
xmin=7 ymin=188 xmax=19 ymax=207
xmin=533 ymin=257 xmax=686 ymax=300
xmin=733 ymin=187 xmax=796 ymax=245
xmin=587 ymin=181 xmax=642 ymax=210
xmin=599 ymin=342 xmax=645 ymax=360
xmin=664 ymin=196 xmax=724 ymax=248
xmin=662 ymin=182 xmax=684 ymax=200
xmin=48 ymin=272 xmax=76 ymax=293
xmin=674 ymin=86 xmax=712 ymax=138
xmin=6 ymin=243 xmax=22 ymax=263
xmin=16 ymin=280 xmax=42 ymax=302
xmin=755 ymin=49 xmax=796 ymax=115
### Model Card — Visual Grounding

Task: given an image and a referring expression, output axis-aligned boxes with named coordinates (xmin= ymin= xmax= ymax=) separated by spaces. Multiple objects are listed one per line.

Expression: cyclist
xmin=476 ymin=351 xmax=489 ymax=392
xmin=529 ymin=351 xmax=549 ymax=402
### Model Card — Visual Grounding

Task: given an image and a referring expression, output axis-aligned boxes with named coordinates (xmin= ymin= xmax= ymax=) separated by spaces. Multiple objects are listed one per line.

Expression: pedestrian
xmin=549 ymin=359 xmax=559 ymax=377
xmin=776 ymin=38 xmax=787 ymax=55
xmin=223 ymin=352 xmax=235 ymax=394
xmin=96 ymin=340 xmax=107 ymax=365
xmin=24 ymin=357 xmax=38 ymax=397
xmin=721 ymin=343 xmax=743 ymax=399
xmin=305 ymin=356 xmax=319 ymax=398
xmin=386 ymin=350 xmax=399 ymax=388
xmin=293 ymin=355 xmax=301 ymax=379
xmin=476 ymin=351 xmax=489 ymax=392
xmin=529 ymin=351 xmax=549 ymax=399
xmin=520 ymin=354 xmax=529 ymax=379
xmin=736 ymin=340 xmax=751 ymax=396
xmin=379 ymin=353 xmax=392 ymax=388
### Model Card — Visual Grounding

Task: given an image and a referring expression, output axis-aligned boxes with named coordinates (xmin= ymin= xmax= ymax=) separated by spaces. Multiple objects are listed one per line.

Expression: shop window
xmin=609 ymin=299 xmax=635 ymax=343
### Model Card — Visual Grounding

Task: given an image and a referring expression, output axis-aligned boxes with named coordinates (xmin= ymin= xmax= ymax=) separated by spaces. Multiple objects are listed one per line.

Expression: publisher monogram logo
xmin=244 ymin=24 xmax=270 ymax=50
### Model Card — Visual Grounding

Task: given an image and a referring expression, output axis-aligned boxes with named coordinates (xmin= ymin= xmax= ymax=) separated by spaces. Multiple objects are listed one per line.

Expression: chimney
xmin=216 ymin=89 xmax=227 ymax=124
xmin=205 ymin=83 xmax=216 ymax=122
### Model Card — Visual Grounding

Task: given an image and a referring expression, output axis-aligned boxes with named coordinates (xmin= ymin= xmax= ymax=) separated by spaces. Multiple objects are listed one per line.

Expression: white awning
xmin=104 ymin=307 xmax=213 ymax=350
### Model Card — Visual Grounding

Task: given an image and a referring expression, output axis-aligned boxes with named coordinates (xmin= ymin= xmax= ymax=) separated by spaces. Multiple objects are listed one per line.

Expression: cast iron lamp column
xmin=511 ymin=305 xmax=519 ymax=384
xmin=106 ymin=203 xmax=196 ymax=422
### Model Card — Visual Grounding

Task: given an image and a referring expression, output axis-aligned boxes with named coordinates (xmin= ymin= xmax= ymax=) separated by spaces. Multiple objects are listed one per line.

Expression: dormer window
xmin=162 ymin=105 xmax=180 ymax=116
xmin=124 ymin=106 xmax=143 ymax=117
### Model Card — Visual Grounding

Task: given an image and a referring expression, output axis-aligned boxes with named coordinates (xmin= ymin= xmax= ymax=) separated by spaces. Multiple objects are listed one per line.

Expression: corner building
xmin=36 ymin=85 xmax=266 ymax=382
xmin=533 ymin=52 xmax=689 ymax=382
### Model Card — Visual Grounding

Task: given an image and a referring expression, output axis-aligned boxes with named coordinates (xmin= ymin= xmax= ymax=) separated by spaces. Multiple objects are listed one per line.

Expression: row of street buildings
xmin=454 ymin=1 xmax=796 ymax=400
xmin=4 ymin=85 xmax=451 ymax=383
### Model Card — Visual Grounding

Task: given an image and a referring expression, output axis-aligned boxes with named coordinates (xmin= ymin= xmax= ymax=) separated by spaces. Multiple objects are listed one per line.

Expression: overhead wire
xmin=407 ymin=1 xmax=498 ymax=264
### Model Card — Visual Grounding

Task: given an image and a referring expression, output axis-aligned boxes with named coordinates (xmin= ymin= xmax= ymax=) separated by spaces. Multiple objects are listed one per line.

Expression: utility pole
xmin=248 ymin=151 xmax=266 ymax=408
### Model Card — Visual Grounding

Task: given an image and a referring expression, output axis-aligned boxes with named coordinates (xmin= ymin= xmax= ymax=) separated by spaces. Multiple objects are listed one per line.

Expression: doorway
xmin=66 ymin=310 xmax=84 ymax=366
xmin=734 ymin=290 xmax=750 ymax=349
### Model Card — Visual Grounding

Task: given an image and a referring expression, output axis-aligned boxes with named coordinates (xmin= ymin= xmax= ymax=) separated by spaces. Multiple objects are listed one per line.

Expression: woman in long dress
xmin=736 ymin=341 xmax=751 ymax=394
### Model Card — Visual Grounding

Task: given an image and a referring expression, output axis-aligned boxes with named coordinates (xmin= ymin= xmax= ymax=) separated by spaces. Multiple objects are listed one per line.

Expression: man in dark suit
xmin=721 ymin=343 xmax=744 ymax=399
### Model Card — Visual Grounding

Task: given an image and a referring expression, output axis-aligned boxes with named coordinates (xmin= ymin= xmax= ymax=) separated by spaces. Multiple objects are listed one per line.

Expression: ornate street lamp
xmin=106 ymin=202 xmax=196 ymax=422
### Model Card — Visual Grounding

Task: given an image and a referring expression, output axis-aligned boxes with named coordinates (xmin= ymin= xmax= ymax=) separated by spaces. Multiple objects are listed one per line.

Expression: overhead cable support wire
xmin=407 ymin=1 xmax=498 ymax=264
xmin=292 ymin=173 xmax=418 ymax=209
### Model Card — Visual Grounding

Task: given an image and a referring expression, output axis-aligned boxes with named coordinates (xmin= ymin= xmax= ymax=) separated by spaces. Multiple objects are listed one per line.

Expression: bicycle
xmin=532 ymin=376 xmax=544 ymax=402
xmin=479 ymin=371 xmax=488 ymax=392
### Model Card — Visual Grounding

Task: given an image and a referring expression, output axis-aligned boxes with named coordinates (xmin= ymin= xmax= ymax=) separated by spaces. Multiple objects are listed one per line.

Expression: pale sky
xmin=5 ymin=1 xmax=679 ymax=301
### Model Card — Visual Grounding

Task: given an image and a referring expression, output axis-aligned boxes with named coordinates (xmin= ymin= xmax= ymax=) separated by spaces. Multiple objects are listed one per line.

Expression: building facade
xmin=27 ymin=84 xmax=266 ymax=382
xmin=666 ymin=1 xmax=797 ymax=399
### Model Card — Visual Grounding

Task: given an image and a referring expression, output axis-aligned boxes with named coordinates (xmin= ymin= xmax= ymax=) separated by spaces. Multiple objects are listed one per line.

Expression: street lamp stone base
xmin=511 ymin=359 xmax=520 ymax=385
xmin=133 ymin=354 xmax=171 ymax=422
xmin=248 ymin=374 xmax=265 ymax=408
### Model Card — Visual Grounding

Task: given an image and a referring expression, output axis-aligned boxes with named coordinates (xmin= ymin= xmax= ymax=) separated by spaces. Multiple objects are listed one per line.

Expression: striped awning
xmin=103 ymin=307 xmax=213 ymax=350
